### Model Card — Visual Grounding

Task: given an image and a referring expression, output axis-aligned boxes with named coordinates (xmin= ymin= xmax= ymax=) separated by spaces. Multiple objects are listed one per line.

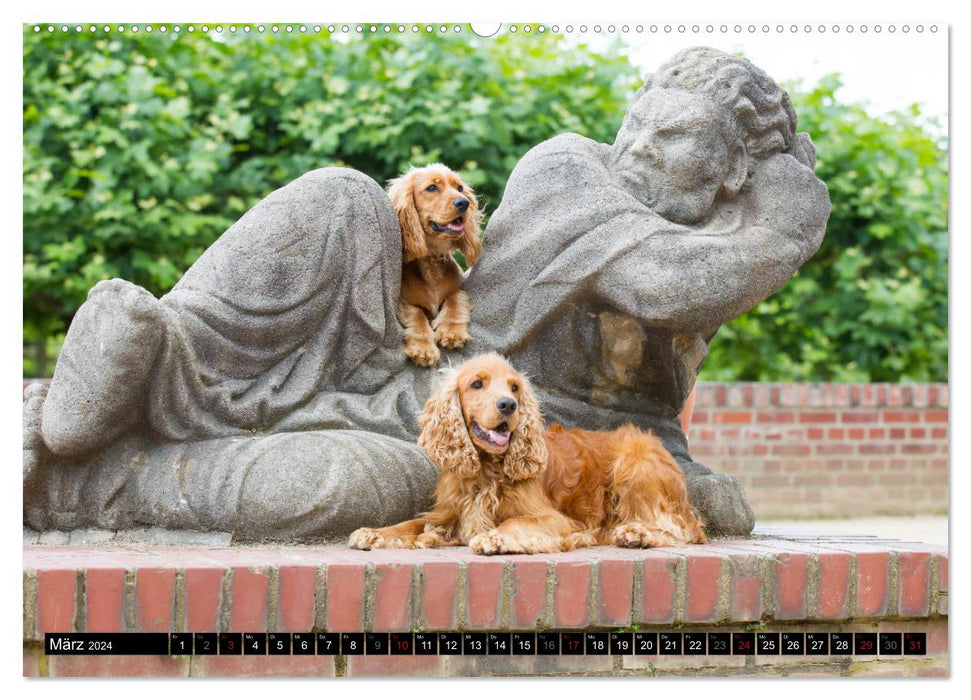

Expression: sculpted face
xmin=613 ymin=88 xmax=746 ymax=224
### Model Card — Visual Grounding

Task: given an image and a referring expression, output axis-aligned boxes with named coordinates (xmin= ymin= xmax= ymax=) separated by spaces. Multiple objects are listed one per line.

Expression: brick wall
xmin=23 ymin=534 xmax=948 ymax=677
xmin=687 ymin=383 xmax=948 ymax=519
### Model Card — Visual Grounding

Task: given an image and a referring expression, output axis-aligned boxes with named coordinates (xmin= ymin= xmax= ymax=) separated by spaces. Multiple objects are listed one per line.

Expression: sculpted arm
xmin=592 ymin=153 xmax=830 ymax=331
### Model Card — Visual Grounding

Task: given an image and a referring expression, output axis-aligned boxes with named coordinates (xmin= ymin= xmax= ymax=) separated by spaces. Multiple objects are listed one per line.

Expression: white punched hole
xmin=470 ymin=23 xmax=502 ymax=37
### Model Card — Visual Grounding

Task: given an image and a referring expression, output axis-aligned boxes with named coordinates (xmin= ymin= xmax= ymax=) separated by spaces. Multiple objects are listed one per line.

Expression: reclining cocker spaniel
xmin=349 ymin=353 xmax=706 ymax=554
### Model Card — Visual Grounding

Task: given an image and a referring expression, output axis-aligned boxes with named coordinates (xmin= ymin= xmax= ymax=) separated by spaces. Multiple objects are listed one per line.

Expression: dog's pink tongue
xmin=447 ymin=221 xmax=464 ymax=232
xmin=487 ymin=428 xmax=510 ymax=446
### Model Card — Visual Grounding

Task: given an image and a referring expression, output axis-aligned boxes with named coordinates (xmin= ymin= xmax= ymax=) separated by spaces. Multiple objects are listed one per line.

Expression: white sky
xmin=617 ymin=26 xmax=948 ymax=125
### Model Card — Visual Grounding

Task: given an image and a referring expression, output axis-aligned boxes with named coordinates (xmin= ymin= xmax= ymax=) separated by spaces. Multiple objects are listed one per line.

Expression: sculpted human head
xmin=612 ymin=47 xmax=799 ymax=224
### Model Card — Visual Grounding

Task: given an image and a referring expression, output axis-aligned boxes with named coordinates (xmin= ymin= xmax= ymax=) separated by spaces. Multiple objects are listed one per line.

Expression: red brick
xmin=727 ymin=556 xmax=762 ymax=622
xmin=714 ymin=411 xmax=752 ymax=424
xmin=817 ymin=553 xmax=851 ymax=618
xmin=421 ymin=561 xmax=459 ymax=630
xmin=924 ymin=410 xmax=948 ymax=423
xmin=467 ymin=560 xmax=504 ymax=628
xmin=185 ymin=568 xmax=224 ymax=633
xmin=815 ymin=444 xmax=853 ymax=455
xmin=800 ymin=412 xmax=836 ymax=423
xmin=277 ymin=565 xmax=316 ymax=632
xmin=843 ymin=412 xmax=879 ymax=423
xmin=598 ymin=559 xmax=633 ymax=626
xmin=85 ymin=568 xmax=125 ymax=633
xmin=771 ymin=445 xmax=810 ymax=456
xmin=828 ymin=428 xmax=846 ymax=439
xmin=757 ymin=411 xmax=795 ymax=423
xmin=325 ymin=563 xmax=366 ymax=632
xmin=346 ymin=655 xmax=446 ymax=677
xmin=136 ymin=568 xmax=175 ymax=632
xmin=848 ymin=428 xmax=865 ymax=439
xmin=36 ymin=569 xmax=76 ymax=634
xmin=195 ymin=655 xmax=335 ymax=677
xmin=884 ymin=411 xmax=920 ymax=423
xmin=807 ymin=428 xmax=824 ymax=440
xmin=510 ymin=560 xmax=547 ymax=628
xmin=230 ymin=567 xmax=269 ymax=632
xmin=684 ymin=554 xmax=721 ymax=622
xmin=939 ymin=556 xmax=948 ymax=592
xmin=373 ymin=563 xmax=413 ymax=631
xmin=859 ymin=444 xmax=895 ymax=455
xmin=775 ymin=553 xmax=809 ymax=619
xmin=48 ymin=655 xmax=190 ymax=677
xmin=868 ymin=428 xmax=886 ymax=439
xmin=856 ymin=552 xmax=889 ymax=616
xmin=554 ymin=560 xmax=592 ymax=627
xmin=638 ymin=556 xmax=678 ymax=623
xmin=23 ymin=647 xmax=41 ymax=677
xmin=898 ymin=552 xmax=930 ymax=616
xmin=902 ymin=444 xmax=937 ymax=454
xmin=910 ymin=427 xmax=927 ymax=439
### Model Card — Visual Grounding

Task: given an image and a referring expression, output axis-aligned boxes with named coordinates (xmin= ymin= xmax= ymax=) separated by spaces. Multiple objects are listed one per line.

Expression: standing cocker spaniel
xmin=349 ymin=353 xmax=706 ymax=554
xmin=388 ymin=164 xmax=482 ymax=367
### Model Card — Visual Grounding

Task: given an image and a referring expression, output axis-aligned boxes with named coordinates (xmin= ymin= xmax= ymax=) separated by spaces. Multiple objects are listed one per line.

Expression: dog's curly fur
xmin=349 ymin=353 xmax=706 ymax=555
xmin=388 ymin=164 xmax=482 ymax=367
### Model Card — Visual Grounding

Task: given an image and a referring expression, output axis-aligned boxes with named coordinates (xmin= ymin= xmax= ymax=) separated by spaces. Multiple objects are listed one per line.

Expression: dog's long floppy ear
xmin=459 ymin=185 xmax=483 ymax=267
xmin=387 ymin=173 xmax=428 ymax=263
xmin=502 ymin=375 xmax=548 ymax=481
xmin=418 ymin=369 xmax=481 ymax=478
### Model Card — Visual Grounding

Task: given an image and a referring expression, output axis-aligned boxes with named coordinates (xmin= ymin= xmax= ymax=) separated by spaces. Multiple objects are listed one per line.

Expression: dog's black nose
xmin=496 ymin=397 xmax=518 ymax=415
xmin=453 ymin=197 xmax=470 ymax=212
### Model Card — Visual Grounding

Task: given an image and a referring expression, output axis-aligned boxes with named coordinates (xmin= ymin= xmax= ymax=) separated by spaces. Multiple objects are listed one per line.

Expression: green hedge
xmin=23 ymin=28 xmax=947 ymax=382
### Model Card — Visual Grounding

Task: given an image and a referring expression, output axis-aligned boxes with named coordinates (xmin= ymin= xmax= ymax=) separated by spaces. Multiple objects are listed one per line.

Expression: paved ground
xmin=757 ymin=515 xmax=949 ymax=546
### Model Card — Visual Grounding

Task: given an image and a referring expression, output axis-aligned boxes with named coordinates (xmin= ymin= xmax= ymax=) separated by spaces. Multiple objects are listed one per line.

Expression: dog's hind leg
xmin=606 ymin=425 xmax=707 ymax=547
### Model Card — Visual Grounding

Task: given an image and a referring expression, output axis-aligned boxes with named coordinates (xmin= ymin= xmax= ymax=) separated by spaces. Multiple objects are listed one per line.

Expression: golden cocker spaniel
xmin=349 ymin=353 xmax=706 ymax=554
xmin=387 ymin=164 xmax=482 ymax=367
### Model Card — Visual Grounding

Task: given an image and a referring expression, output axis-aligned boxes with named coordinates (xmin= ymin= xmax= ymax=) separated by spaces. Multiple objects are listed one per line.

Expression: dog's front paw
xmin=610 ymin=522 xmax=678 ymax=549
xmin=404 ymin=338 xmax=441 ymax=367
xmin=469 ymin=529 xmax=524 ymax=555
xmin=348 ymin=527 xmax=387 ymax=550
xmin=435 ymin=324 xmax=471 ymax=350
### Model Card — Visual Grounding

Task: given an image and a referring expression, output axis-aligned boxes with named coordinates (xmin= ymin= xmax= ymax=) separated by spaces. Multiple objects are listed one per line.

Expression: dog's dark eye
xmin=511 ymin=383 xmax=519 ymax=393
xmin=426 ymin=184 xmax=440 ymax=193
xmin=456 ymin=185 xmax=464 ymax=192
xmin=470 ymin=379 xmax=483 ymax=389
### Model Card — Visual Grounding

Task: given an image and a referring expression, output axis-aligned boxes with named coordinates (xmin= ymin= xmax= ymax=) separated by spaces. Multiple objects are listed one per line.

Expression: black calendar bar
xmin=42 ymin=631 xmax=929 ymax=656
xmin=45 ymin=633 xmax=169 ymax=655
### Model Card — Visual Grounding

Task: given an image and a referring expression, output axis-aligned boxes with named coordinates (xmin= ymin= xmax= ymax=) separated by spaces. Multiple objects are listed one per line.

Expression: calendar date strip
xmin=45 ymin=631 xmax=927 ymax=657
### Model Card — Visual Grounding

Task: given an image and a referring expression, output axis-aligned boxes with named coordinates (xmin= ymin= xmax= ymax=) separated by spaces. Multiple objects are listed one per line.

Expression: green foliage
xmin=23 ymin=26 xmax=639 ymax=376
xmin=23 ymin=31 xmax=948 ymax=382
xmin=706 ymin=75 xmax=948 ymax=382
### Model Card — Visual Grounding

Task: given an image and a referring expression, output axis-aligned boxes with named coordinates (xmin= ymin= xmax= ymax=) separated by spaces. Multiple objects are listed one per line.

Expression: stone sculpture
xmin=23 ymin=47 xmax=830 ymax=540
